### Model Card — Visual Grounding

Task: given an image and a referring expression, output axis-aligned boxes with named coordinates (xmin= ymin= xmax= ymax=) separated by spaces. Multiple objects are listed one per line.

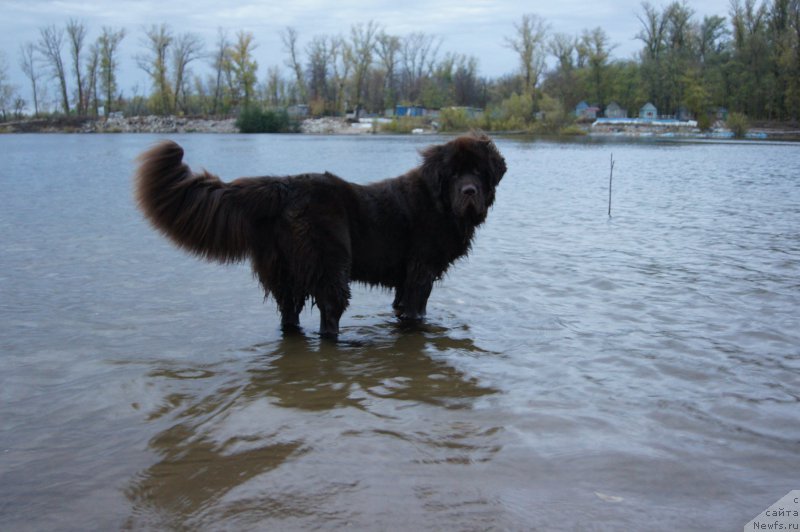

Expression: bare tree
xmin=347 ymin=21 xmax=380 ymax=117
xmin=0 ymin=53 xmax=18 ymax=121
xmin=504 ymin=13 xmax=549 ymax=99
xmin=19 ymin=42 xmax=42 ymax=117
xmin=401 ymin=32 xmax=440 ymax=102
xmin=306 ymin=35 xmax=333 ymax=107
xmin=98 ymin=27 xmax=126 ymax=116
xmin=66 ymin=19 xmax=87 ymax=114
xmin=85 ymin=42 xmax=100 ymax=116
xmin=172 ymin=32 xmax=204 ymax=113
xmin=375 ymin=31 xmax=401 ymax=109
xmin=210 ymin=28 xmax=230 ymax=115
xmin=329 ymin=36 xmax=350 ymax=114
xmin=138 ymin=24 xmax=173 ymax=115
xmin=636 ymin=2 xmax=670 ymax=61
xmin=38 ymin=25 xmax=70 ymax=114
xmin=281 ymin=27 xmax=307 ymax=102
xmin=265 ymin=65 xmax=285 ymax=107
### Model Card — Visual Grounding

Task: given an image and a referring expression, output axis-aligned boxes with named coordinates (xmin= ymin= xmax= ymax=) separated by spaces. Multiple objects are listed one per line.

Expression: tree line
xmin=1 ymin=0 xmax=798 ymax=127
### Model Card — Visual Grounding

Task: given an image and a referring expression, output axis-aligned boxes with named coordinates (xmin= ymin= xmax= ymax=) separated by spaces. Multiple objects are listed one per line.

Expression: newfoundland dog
xmin=135 ymin=133 xmax=506 ymax=338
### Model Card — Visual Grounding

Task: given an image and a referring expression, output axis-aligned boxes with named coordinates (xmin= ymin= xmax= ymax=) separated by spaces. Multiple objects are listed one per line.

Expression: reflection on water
xmin=2 ymin=134 xmax=799 ymax=530
xmin=124 ymin=328 xmax=497 ymax=529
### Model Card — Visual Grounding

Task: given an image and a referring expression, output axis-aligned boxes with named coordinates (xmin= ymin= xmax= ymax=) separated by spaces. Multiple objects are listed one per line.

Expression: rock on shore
xmin=89 ymin=115 xmax=238 ymax=133
xmin=1 ymin=115 xmax=237 ymax=134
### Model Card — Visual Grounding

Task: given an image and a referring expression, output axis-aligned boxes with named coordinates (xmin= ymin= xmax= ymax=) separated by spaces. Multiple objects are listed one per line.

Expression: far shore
xmin=2 ymin=114 xmax=798 ymax=141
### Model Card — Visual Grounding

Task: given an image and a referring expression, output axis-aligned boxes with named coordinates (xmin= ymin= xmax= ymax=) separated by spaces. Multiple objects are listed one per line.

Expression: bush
xmin=696 ymin=112 xmax=712 ymax=131
xmin=236 ymin=107 xmax=293 ymax=133
xmin=558 ymin=125 xmax=587 ymax=136
xmin=438 ymin=107 xmax=473 ymax=132
xmin=379 ymin=116 xmax=428 ymax=133
xmin=726 ymin=112 xmax=749 ymax=138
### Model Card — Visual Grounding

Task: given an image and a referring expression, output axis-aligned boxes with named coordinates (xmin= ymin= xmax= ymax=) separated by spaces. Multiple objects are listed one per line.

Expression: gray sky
xmin=2 ymin=0 xmax=734 ymax=108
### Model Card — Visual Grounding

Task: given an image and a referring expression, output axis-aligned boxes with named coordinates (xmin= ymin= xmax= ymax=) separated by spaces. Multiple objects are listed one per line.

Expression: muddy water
xmin=1 ymin=134 xmax=798 ymax=530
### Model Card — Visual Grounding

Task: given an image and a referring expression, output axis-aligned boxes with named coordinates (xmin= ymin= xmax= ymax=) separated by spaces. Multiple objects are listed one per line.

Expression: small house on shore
xmin=394 ymin=105 xmax=426 ymax=118
xmin=575 ymin=101 xmax=600 ymax=120
xmin=639 ymin=102 xmax=658 ymax=119
xmin=605 ymin=102 xmax=627 ymax=119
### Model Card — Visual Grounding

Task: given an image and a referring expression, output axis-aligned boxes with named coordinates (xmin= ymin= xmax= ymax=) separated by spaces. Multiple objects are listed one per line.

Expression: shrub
xmin=438 ymin=107 xmax=473 ymax=132
xmin=558 ymin=125 xmax=587 ymax=136
xmin=726 ymin=112 xmax=749 ymax=139
xmin=236 ymin=107 xmax=292 ymax=133
xmin=696 ymin=112 xmax=712 ymax=131
xmin=379 ymin=116 xmax=428 ymax=133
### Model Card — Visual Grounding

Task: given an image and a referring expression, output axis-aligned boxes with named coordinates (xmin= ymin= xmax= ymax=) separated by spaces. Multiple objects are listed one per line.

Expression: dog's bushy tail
xmin=135 ymin=140 xmax=258 ymax=263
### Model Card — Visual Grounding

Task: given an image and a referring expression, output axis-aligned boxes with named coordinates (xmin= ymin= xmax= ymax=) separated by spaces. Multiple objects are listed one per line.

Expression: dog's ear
xmin=420 ymin=142 xmax=452 ymax=197
xmin=479 ymin=136 xmax=507 ymax=186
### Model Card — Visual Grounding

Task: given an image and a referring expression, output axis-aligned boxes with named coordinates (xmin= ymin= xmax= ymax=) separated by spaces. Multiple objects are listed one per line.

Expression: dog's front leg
xmin=396 ymin=265 xmax=434 ymax=322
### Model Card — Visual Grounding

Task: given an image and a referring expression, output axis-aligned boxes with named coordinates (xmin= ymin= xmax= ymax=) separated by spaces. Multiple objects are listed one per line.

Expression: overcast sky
xmin=2 ymin=0 xmax=735 ymax=107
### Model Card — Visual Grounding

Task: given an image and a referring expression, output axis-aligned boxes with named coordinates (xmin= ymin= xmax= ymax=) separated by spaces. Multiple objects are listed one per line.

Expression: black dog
xmin=135 ymin=134 xmax=506 ymax=337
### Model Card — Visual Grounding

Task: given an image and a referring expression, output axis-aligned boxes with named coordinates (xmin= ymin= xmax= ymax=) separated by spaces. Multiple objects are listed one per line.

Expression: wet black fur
xmin=134 ymin=133 xmax=506 ymax=337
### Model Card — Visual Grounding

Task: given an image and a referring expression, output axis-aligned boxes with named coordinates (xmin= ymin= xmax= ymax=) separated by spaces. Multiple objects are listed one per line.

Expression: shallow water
xmin=1 ymin=133 xmax=798 ymax=530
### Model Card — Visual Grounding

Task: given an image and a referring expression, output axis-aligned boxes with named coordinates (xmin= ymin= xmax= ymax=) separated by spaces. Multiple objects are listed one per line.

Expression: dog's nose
xmin=461 ymin=184 xmax=477 ymax=196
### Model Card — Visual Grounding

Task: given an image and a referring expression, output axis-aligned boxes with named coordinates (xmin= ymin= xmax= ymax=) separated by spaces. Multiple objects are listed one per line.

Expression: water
xmin=1 ymin=133 xmax=798 ymax=530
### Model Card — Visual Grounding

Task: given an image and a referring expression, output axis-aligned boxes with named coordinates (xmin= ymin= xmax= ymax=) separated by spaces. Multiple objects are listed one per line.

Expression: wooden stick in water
xmin=608 ymin=153 xmax=615 ymax=217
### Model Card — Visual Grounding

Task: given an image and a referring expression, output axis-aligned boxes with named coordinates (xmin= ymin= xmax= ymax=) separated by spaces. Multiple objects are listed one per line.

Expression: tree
xmin=172 ymin=32 xmax=204 ymax=113
xmin=38 ymin=25 xmax=70 ymax=114
xmin=783 ymin=0 xmax=800 ymax=119
xmin=329 ymin=36 xmax=350 ymax=114
xmin=636 ymin=2 xmax=670 ymax=110
xmin=547 ymin=33 xmax=580 ymax=109
xmin=265 ymin=65 xmax=287 ymax=108
xmin=577 ymin=27 xmax=615 ymax=107
xmin=729 ymin=0 xmax=771 ymax=116
xmin=504 ymin=13 xmax=549 ymax=103
xmin=0 ymin=53 xmax=17 ymax=121
xmin=229 ymin=30 xmax=258 ymax=108
xmin=452 ymin=54 xmax=480 ymax=106
xmin=66 ymin=19 xmax=87 ymax=115
xmin=400 ymin=32 xmax=440 ymax=102
xmin=210 ymin=28 xmax=230 ymax=115
xmin=98 ymin=27 xmax=125 ymax=116
xmin=281 ymin=27 xmax=307 ymax=103
xmin=138 ymin=24 xmax=173 ymax=115
xmin=19 ymin=42 xmax=42 ymax=117
xmin=348 ymin=21 xmax=379 ymax=117
xmin=306 ymin=35 xmax=334 ymax=111
xmin=375 ymin=31 xmax=401 ymax=110
xmin=85 ymin=42 xmax=100 ymax=116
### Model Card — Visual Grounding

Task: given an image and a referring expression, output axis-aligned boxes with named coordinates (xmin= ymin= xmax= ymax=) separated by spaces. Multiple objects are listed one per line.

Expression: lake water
xmin=1 ymin=133 xmax=798 ymax=530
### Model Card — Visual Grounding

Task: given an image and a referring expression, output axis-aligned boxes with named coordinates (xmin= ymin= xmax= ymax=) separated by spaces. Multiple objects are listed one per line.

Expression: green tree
xmin=98 ymin=27 xmax=125 ymax=116
xmin=229 ymin=30 xmax=258 ymax=109
xmin=577 ymin=27 xmax=614 ymax=107
xmin=505 ymin=13 xmax=549 ymax=106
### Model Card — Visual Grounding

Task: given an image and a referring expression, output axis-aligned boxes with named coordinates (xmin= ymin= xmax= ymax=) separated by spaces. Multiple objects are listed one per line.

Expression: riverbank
xmin=2 ymin=114 xmax=797 ymax=140
xmin=0 ymin=115 xmax=238 ymax=134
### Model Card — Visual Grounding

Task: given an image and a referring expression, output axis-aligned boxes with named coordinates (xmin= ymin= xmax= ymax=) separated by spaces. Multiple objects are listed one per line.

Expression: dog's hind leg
xmin=253 ymin=254 xmax=306 ymax=333
xmin=315 ymin=274 xmax=350 ymax=339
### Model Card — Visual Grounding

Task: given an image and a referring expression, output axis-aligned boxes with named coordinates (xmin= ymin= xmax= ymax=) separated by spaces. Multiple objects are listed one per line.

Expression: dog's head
xmin=421 ymin=133 xmax=506 ymax=225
